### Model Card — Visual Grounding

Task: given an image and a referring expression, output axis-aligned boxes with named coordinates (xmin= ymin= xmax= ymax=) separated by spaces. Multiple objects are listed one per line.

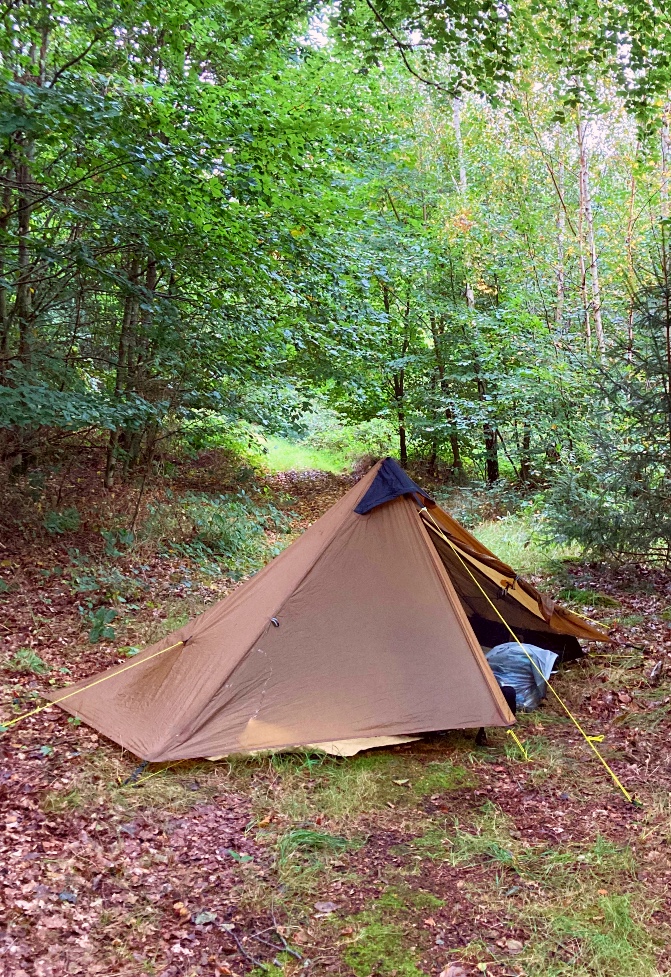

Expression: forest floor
xmin=2 ymin=450 xmax=671 ymax=977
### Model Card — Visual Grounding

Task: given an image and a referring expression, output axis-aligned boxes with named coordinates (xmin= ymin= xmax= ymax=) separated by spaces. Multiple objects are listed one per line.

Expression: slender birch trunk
xmin=555 ymin=156 xmax=566 ymax=329
xmin=577 ymin=115 xmax=605 ymax=354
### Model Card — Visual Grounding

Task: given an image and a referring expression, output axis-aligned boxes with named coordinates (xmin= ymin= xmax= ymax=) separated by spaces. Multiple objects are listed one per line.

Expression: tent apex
xmin=354 ymin=457 xmax=434 ymax=515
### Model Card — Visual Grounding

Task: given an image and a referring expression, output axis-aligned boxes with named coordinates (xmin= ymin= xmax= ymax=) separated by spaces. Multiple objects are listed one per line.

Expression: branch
xmin=384 ymin=188 xmax=402 ymax=223
xmin=364 ymin=0 xmax=455 ymax=95
xmin=230 ymin=931 xmax=268 ymax=969
xmin=48 ymin=29 xmax=110 ymax=87
xmin=520 ymin=96 xmax=578 ymax=238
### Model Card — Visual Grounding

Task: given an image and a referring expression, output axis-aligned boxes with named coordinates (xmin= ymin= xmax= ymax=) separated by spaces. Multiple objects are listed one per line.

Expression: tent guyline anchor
xmin=419 ymin=507 xmax=636 ymax=806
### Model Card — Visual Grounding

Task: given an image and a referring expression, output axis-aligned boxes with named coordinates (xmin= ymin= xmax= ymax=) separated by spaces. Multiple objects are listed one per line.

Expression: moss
xmin=342 ymin=885 xmax=440 ymax=976
xmin=396 ymin=827 xmax=450 ymax=861
xmin=413 ymin=761 xmax=477 ymax=796
xmin=377 ymin=886 xmax=444 ymax=910
xmin=344 ymin=922 xmax=425 ymax=977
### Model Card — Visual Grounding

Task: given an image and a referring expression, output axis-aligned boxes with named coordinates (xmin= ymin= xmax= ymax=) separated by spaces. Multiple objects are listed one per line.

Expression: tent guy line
xmin=419 ymin=506 xmax=635 ymax=805
xmin=0 ymin=640 xmax=187 ymax=732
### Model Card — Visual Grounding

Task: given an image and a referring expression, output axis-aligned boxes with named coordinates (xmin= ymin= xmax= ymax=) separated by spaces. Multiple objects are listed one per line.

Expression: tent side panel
xmin=48 ymin=464 xmax=383 ymax=759
xmin=167 ymin=496 xmax=514 ymax=760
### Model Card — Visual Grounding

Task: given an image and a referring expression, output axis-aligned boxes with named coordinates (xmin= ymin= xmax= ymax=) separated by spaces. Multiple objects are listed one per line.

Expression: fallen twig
xmin=231 ymin=931 xmax=268 ymax=969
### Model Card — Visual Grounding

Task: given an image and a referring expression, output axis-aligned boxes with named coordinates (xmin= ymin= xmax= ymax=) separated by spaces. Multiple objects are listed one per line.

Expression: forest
xmin=3 ymin=2 xmax=671 ymax=977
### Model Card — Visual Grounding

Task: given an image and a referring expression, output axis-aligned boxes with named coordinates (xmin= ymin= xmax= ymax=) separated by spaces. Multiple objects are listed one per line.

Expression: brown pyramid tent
xmin=50 ymin=459 xmax=607 ymax=761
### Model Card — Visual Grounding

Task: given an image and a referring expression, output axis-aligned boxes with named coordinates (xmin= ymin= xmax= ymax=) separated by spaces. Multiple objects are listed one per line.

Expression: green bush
xmin=3 ymin=648 xmax=50 ymax=675
xmin=144 ymin=492 xmax=293 ymax=578
xmin=44 ymin=508 xmax=80 ymax=534
xmin=83 ymin=606 xmax=117 ymax=643
xmin=303 ymin=413 xmax=395 ymax=460
xmin=176 ymin=413 xmax=266 ymax=463
xmin=67 ymin=554 xmax=145 ymax=602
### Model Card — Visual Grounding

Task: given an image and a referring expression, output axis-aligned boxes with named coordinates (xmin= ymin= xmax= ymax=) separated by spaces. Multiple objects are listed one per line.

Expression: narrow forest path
xmin=2 ymin=457 xmax=671 ymax=977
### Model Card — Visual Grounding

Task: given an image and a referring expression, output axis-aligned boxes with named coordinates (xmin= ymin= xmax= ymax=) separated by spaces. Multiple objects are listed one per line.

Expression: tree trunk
xmin=429 ymin=314 xmax=462 ymax=472
xmin=452 ymin=98 xmax=468 ymax=196
xmin=398 ymin=410 xmax=407 ymax=468
xmin=555 ymin=156 xmax=566 ymax=328
xmin=123 ymin=255 xmax=157 ymax=475
xmin=577 ymin=115 xmax=605 ymax=354
xmin=393 ymin=361 xmax=407 ymax=468
xmin=477 ymin=375 xmax=499 ymax=483
xmin=661 ymin=111 xmax=671 ymax=458
xmin=0 ymin=180 xmax=12 ymax=376
xmin=520 ymin=422 xmax=532 ymax=483
xmin=105 ymin=256 xmax=140 ymax=489
xmin=15 ymin=157 xmax=33 ymax=368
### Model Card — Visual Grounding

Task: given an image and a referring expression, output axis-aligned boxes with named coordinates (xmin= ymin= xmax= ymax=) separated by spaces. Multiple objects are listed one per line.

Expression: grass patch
xmin=473 ymin=513 xmax=580 ymax=575
xmin=41 ymin=751 xmax=251 ymax=816
xmin=262 ymin=436 xmax=352 ymax=474
xmin=269 ymin=752 xmax=404 ymax=824
xmin=277 ymin=827 xmax=350 ymax=861
xmin=539 ymin=893 xmax=659 ymax=977
xmin=274 ymin=826 xmax=358 ymax=900
xmin=413 ymin=761 xmax=477 ymax=795
xmin=557 ymin=587 xmax=620 ymax=608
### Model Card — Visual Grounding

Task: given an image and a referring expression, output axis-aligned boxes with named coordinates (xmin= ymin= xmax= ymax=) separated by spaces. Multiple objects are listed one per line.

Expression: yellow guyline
xmin=419 ymin=508 xmax=635 ymax=805
xmin=1 ymin=640 xmax=185 ymax=731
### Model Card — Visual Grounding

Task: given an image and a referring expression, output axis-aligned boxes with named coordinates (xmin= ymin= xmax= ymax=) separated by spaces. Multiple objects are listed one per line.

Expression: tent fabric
xmin=420 ymin=509 xmax=606 ymax=644
xmin=49 ymin=459 xmax=608 ymax=762
xmin=354 ymin=456 xmax=434 ymax=514
xmin=425 ymin=529 xmax=585 ymax=660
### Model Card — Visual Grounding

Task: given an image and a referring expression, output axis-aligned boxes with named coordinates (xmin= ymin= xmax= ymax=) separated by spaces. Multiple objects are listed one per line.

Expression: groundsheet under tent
xmin=208 ymin=734 xmax=421 ymax=760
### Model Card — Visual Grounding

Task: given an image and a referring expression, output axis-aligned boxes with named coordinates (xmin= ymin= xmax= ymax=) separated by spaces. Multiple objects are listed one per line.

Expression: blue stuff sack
xmin=485 ymin=642 xmax=558 ymax=712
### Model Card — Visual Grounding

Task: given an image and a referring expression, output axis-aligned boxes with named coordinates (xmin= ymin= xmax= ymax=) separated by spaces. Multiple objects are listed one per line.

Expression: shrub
xmin=304 ymin=414 xmax=395 ymax=460
xmin=143 ymin=492 xmax=293 ymax=578
xmin=3 ymin=648 xmax=50 ymax=675
xmin=43 ymin=508 xmax=80 ymax=534
xmin=82 ymin=606 xmax=117 ymax=643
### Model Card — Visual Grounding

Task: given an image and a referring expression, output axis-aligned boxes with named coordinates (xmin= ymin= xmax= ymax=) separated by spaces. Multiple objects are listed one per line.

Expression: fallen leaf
xmin=41 ymin=915 xmax=67 ymax=929
xmin=194 ymin=911 xmax=217 ymax=925
xmin=314 ymin=901 xmax=337 ymax=914
xmin=439 ymin=967 xmax=467 ymax=977
xmin=505 ymin=938 xmax=524 ymax=954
